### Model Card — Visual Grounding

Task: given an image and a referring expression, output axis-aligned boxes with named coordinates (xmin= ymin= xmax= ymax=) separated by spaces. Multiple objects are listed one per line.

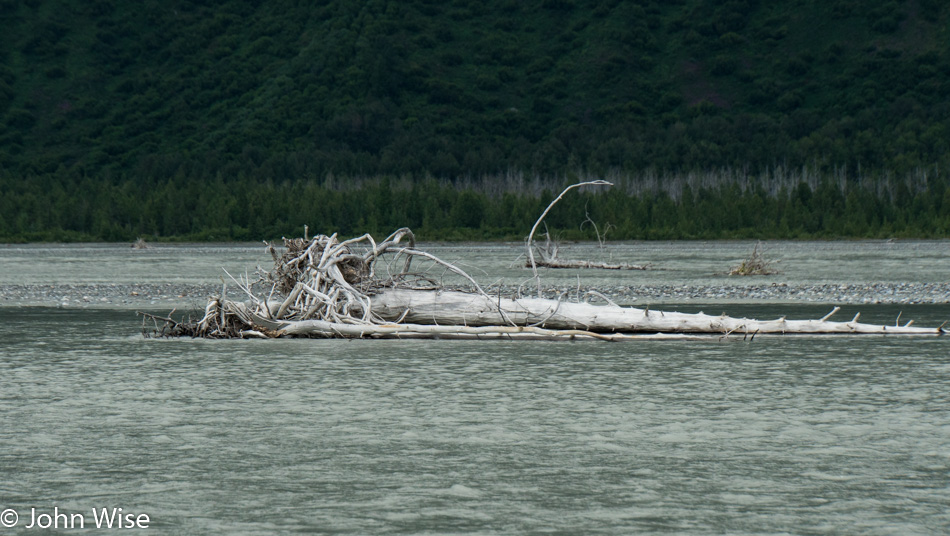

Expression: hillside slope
xmin=2 ymin=0 xmax=949 ymax=180
xmin=1 ymin=0 xmax=949 ymax=241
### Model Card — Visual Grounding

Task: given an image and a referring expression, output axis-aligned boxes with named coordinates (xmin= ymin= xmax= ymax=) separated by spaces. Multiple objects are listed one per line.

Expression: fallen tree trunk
xmin=140 ymin=227 xmax=946 ymax=339
xmin=367 ymin=289 xmax=942 ymax=335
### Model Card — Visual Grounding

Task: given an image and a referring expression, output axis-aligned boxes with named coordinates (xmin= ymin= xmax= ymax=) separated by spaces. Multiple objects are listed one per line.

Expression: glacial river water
xmin=1 ymin=241 xmax=949 ymax=534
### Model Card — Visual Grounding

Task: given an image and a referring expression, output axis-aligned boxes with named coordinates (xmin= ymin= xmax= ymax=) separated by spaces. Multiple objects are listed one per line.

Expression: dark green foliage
xmin=1 ymin=169 xmax=947 ymax=242
xmin=0 ymin=0 xmax=949 ymax=241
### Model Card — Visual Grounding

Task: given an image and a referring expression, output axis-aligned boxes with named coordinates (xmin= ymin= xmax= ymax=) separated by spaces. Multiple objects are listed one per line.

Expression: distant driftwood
xmin=729 ymin=242 xmax=779 ymax=276
xmin=523 ymin=181 xmax=650 ymax=273
xmin=139 ymin=184 xmax=945 ymax=340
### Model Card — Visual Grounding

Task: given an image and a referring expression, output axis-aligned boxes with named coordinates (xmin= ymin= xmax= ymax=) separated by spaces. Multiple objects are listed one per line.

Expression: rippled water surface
xmin=1 ymin=243 xmax=949 ymax=534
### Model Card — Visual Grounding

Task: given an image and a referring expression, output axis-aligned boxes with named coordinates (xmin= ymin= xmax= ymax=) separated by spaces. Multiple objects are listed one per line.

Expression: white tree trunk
xmin=367 ymin=289 xmax=942 ymax=335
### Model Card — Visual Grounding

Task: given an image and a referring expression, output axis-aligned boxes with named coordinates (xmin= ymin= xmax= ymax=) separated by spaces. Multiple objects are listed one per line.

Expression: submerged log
xmin=141 ymin=226 xmax=946 ymax=339
xmin=529 ymin=258 xmax=650 ymax=270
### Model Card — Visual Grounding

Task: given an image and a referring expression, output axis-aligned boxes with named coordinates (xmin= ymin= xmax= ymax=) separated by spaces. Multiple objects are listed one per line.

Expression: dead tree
xmin=524 ymin=181 xmax=650 ymax=277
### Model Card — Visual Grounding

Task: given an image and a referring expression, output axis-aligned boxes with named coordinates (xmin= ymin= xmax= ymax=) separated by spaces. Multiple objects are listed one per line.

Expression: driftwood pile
xmin=141 ymin=225 xmax=946 ymax=340
xmin=729 ymin=242 xmax=780 ymax=276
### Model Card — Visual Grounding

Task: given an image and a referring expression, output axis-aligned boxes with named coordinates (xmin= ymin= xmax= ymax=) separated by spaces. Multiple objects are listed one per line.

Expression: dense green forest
xmin=2 ymin=0 xmax=949 ymax=241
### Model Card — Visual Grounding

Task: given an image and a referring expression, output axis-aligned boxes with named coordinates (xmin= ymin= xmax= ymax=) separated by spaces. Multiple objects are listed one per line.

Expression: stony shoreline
xmin=2 ymin=281 xmax=949 ymax=310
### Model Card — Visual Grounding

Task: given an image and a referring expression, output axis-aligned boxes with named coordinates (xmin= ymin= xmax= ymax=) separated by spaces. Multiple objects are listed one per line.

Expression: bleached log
xmin=368 ymin=289 xmax=944 ymax=335
xmin=257 ymin=316 xmax=705 ymax=341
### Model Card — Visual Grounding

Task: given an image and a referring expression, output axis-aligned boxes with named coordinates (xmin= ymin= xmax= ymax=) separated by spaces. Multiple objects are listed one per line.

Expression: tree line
xmin=1 ymin=169 xmax=947 ymax=243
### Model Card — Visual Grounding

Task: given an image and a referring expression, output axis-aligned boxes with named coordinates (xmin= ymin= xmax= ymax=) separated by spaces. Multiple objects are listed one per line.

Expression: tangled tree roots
xmin=139 ymin=227 xmax=946 ymax=340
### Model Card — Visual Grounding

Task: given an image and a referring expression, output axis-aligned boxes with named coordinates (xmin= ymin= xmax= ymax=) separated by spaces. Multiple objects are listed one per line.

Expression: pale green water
xmin=1 ymin=243 xmax=949 ymax=534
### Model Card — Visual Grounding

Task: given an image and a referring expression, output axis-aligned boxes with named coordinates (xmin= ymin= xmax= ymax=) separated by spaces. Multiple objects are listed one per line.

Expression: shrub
xmin=6 ymin=109 xmax=36 ymax=129
xmin=711 ymin=55 xmax=738 ymax=75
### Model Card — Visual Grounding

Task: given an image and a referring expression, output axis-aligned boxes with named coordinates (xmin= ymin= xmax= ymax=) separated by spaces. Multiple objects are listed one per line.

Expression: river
xmin=1 ymin=240 xmax=948 ymax=534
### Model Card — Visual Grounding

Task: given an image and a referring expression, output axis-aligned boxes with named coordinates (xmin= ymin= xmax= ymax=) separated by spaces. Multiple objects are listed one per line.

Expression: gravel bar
xmin=3 ymin=282 xmax=950 ymax=310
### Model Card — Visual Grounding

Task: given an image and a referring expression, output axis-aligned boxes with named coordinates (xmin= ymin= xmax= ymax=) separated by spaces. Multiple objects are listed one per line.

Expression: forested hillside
xmin=1 ymin=0 xmax=949 ymax=241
